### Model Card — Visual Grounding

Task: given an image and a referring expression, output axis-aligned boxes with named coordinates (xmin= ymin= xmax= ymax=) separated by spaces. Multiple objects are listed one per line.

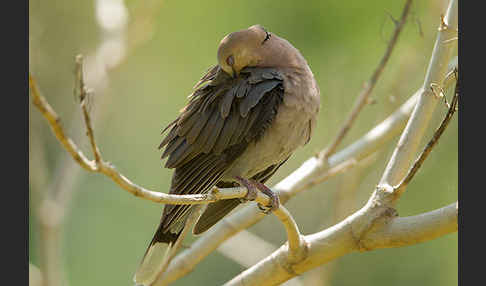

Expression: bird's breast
xmin=223 ymin=67 xmax=320 ymax=181
xmin=224 ymin=101 xmax=316 ymax=181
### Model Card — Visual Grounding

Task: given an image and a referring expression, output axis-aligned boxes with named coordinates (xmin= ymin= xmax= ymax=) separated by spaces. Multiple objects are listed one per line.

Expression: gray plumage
xmin=134 ymin=24 xmax=320 ymax=286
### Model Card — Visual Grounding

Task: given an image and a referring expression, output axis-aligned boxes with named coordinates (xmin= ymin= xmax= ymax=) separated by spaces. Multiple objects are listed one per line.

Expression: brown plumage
xmin=134 ymin=24 xmax=320 ymax=285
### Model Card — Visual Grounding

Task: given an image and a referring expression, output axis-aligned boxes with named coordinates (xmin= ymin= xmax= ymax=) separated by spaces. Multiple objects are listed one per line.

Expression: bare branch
xmin=301 ymin=151 xmax=379 ymax=285
xmin=379 ymin=0 xmax=458 ymax=188
xmin=223 ymin=202 xmax=457 ymax=286
xmin=362 ymin=202 xmax=458 ymax=248
xmin=75 ymin=55 xmax=102 ymax=164
xmin=322 ymin=0 xmax=413 ymax=159
xmin=29 ymin=75 xmax=97 ymax=172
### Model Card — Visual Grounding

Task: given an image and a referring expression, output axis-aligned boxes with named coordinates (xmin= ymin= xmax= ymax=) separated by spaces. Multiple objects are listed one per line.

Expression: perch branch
xmin=322 ymin=0 xmax=413 ymax=159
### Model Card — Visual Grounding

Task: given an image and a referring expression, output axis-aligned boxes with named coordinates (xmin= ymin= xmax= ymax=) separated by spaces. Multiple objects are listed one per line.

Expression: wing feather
xmin=156 ymin=66 xmax=285 ymax=240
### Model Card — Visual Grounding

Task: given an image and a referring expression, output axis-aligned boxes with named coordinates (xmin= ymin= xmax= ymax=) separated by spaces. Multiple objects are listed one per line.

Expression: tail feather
xmin=133 ymin=241 xmax=171 ymax=286
xmin=133 ymin=226 xmax=181 ymax=286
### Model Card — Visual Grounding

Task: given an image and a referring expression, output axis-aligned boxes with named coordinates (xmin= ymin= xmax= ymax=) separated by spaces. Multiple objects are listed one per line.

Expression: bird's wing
xmin=156 ymin=66 xmax=285 ymax=240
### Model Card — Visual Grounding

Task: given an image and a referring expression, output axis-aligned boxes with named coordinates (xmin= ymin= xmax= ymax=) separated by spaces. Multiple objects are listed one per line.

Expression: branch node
xmin=438 ymin=14 xmax=447 ymax=31
xmin=385 ymin=10 xmax=400 ymax=27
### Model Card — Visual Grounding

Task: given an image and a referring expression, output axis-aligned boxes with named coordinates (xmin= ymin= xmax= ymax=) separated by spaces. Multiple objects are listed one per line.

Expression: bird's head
xmin=217 ymin=24 xmax=300 ymax=78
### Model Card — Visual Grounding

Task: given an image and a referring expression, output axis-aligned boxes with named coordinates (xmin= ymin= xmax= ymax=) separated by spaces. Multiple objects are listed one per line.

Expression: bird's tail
xmin=133 ymin=225 xmax=180 ymax=286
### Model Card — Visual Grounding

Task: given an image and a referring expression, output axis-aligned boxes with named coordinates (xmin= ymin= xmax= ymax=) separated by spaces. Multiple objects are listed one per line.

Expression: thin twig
xmin=75 ymin=55 xmax=102 ymax=163
xmin=29 ymin=75 xmax=97 ymax=172
xmin=395 ymin=79 xmax=458 ymax=192
xmin=322 ymin=0 xmax=413 ymax=159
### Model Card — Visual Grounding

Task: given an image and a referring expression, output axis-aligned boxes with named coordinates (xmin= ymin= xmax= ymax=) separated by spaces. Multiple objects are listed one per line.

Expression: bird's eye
xmin=226 ymin=55 xmax=235 ymax=67
xmin=262 ymin=31 xmax=271 ymax=45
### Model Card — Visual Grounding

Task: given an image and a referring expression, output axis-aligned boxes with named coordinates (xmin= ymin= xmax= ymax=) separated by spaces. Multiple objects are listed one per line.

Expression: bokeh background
xmin=29 ymin=0 xmax=458 ymax=285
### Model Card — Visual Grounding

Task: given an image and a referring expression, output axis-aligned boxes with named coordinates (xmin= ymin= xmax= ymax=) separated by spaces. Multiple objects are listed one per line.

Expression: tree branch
xmin=223 ymin=202 xmax=457 ymax=286
xmin=379 ymin=0 xmax=458 ymax=189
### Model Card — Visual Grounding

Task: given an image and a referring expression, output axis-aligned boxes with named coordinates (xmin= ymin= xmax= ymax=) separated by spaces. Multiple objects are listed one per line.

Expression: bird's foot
xmin=235 ymin=176 xmax=280 ymax=214
xmin=253 ymin=181 xmax=280 ymax=214
xmin=235 ymin=176 xmax=258 ymax=202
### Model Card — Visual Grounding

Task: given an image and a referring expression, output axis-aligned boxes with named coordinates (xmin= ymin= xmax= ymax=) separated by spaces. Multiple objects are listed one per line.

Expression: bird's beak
xmin=231 ymin=67 xmax=237 ymax=78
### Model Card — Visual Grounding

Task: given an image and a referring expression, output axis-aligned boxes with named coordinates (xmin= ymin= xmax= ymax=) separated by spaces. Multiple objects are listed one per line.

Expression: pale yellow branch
xmin=272 ymin=206 xmax=307 ymax=263
xmin=223 ymin=202 xmax=457 ymax=286
xmin=379 ymin=0 xmax=458 ymax=188
xmin=362 ymin=202 xmax=457 ymax=249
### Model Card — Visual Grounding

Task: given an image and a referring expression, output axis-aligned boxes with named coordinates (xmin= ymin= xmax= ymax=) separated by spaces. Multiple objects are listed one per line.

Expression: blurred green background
xmin=29 ymin=0 xmax=457 ymax=285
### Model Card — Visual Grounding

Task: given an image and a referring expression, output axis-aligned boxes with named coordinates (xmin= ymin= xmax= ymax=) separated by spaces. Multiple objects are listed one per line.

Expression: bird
xmin=134 ymin=24 xmax=320 ymax=285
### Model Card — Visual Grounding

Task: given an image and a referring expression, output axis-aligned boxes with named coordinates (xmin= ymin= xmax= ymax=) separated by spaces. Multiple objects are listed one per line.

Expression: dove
xmin=134 ymin=24 xmax=320 ymax=285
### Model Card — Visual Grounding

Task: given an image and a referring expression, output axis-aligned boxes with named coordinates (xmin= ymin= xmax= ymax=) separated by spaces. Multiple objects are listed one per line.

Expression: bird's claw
xmin=235 ymin=176 xmax=280 ymax=214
